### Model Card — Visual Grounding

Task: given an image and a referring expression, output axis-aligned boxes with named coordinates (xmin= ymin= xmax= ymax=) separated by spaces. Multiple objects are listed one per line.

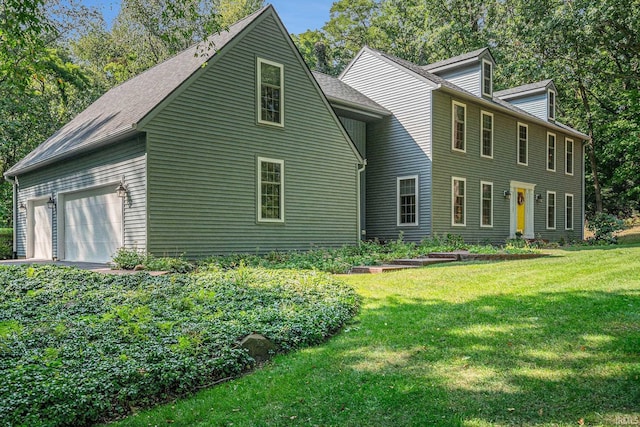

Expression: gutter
xmin=4 ymin=125 xmax=139 ymax=178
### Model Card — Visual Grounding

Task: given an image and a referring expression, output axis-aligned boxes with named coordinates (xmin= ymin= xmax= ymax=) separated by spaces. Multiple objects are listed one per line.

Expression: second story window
xmin=257 ymin=58 xmax=284 ymax=126
xmin=452 ymin=101 xmax=466 ymax=152
xmin=482 ymin=60 xmax=492 ymax=97
xmin=517 ymin=123 xmax=528 ymax=165
xmin=547 ymin=132 xmax=556 ymax=171
xmin=481 ymin=111 xmax=493 ymax=158
xmin=565 ymin=138 xmax=574 ymax=175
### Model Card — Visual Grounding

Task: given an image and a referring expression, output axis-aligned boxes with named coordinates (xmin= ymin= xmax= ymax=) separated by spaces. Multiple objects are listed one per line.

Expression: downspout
xmin=357 ymin=160 xmax=367 ymax=244
xmin=5 ymin=176 xmax=17 ymax=259
xmin=582 ymin=140 xmax=586 ymax=240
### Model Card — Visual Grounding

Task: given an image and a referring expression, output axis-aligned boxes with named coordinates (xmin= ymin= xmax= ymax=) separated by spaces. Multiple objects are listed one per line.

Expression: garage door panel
xmin=64 ymin=186 xmax=122 ymax=263
xmin=31 ymin=200 xmax=52 ymax=259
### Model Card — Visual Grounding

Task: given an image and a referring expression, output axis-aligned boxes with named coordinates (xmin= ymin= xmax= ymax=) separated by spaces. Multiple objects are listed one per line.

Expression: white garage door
xmin=64 ymin=186 xmax=122 ymax=262
xmin=30 ymin=199 xmax=52 ymax=259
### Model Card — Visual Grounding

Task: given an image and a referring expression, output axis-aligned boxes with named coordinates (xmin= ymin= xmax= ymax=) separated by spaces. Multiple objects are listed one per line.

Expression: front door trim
xmin=509 ymin=180 xmax=536 ymax=239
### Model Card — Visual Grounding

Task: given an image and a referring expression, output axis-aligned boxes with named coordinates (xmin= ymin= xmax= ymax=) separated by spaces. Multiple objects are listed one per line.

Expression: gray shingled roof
xmin=421 ymin=47 xmax=491 ymax=72
xmin=364 ymin=48 xmax=588 ymax=140
xmin=494 ymin=79 xmax=554 ymax=99
xmin=312 ymin=71 xmax=389 ymax=115
xmin=6 ymin=6 xmax=270 ymax=176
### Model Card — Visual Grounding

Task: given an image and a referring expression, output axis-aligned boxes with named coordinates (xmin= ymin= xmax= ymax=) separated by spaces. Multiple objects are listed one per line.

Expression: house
xmin=6 ymin=6 xmax=588 ymax=263
xmin=4 ymin=5 xmax=364 ymax=262
xmin=326 ymin=47 xmax=587 ymax=244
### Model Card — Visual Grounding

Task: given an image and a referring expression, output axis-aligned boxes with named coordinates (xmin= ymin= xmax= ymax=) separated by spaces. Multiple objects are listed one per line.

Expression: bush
xmin=112 ymin=247 xmax=147 ymax=269
xmin=0 ymin=265 xmax=359 ymax=426
xmin=0 ymin=228 xmax=12 ymax=259
xmin=587 ymin=212 xmax=626 ymax=243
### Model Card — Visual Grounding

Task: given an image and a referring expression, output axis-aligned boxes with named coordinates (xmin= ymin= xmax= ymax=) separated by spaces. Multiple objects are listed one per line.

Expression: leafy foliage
xmin=586 ymin=212 xmax=626 ymax=243
xmin=0 ymin=265 xmax=358 ymax=426
xmin=202 ymin=235 xmax=538 ymax=274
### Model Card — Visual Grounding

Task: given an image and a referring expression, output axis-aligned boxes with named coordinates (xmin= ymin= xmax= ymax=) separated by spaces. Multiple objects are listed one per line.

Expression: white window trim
xmin=565 ymin=138 xmax=574 ymax=176
xmin=548 ymin=89 xmax=556 ymax=121
xmin=480 ymin=180 xmax=493 ymax=228
xmin=480 ymin=111 xmax=493 ymax=159
xmin=451 ymin=176 xmax=466 ymax=227
xmin=546 ymin=190 xmax=556 ymax=230
xmin=547 ymin=132 xmax=556 ymax=172
xmin=397 ymin=175 xmax=419 ymax=227
xmin=517 ymin=122 xmax=528 ymax=166
xmin=451 ymin=100 xmax=467 ymax=153
xmin=482 ymin=59 xmax=493 ymax=97
xmin=257 ymin=57 xmax=284 ymax=127
xmin=565 ymin=193 xmax=574 ymax=230
xmin=257 ymin=157 xmax=284 ymax=223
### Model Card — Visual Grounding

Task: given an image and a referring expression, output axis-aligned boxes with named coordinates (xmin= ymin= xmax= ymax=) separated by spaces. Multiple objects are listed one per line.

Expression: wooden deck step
xmin=428 ymin=250 xmax=470 ymax=260
xmin=350 ymin=264 xmax=419 ymax=274
xmin=392 ymin=257 xmax=457 ymax=266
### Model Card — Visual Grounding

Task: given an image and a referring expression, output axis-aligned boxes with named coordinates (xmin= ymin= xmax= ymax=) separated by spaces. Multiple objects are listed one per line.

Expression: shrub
xmin=0 ymin=228 xmax=12 ymax=259
xmin=0 ymin=265 xmax=359 ymax=426
xmin=112 ymin=247 xmax=147 ymax=269
xmin=587 ymin=212 xmax=626 ymax=243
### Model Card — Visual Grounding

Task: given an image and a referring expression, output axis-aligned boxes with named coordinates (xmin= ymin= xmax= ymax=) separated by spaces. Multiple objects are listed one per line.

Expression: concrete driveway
xmin=0 ymin=259 xmax=168 ymax=275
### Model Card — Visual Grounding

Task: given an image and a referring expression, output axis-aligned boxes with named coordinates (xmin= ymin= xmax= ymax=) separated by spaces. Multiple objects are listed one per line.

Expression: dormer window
xmin=482 ymin=60 xmax=492 ymax=97
xmin=548 ymin=89 xmax=556 ymax=121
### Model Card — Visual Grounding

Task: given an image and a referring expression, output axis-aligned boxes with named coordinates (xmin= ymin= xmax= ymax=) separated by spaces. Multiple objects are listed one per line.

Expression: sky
xmin=87 ymin=1 xmax=335 ymax=35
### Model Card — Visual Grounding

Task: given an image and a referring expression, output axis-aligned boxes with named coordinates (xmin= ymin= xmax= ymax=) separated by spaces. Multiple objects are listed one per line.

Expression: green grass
xmin=109 ymin=245 xmax=640 ymax=427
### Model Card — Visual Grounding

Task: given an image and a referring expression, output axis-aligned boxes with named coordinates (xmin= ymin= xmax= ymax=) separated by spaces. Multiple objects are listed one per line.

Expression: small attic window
xmin=548 ymin=89 xmax=556 ymax=121
xmin=482 ymin=60 xmax=492 ymax=97
xmin=258 ymin=58 xmax=284 ymax=126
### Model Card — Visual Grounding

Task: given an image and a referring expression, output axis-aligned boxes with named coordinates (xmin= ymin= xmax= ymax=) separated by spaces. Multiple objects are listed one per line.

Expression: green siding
xmin=143 ymin=13 xmax=359 ymax=256
xmin=431 ymin=90 xmax=584 ymax=243
xmin=15 ymin=136 xmax=147 ymax=258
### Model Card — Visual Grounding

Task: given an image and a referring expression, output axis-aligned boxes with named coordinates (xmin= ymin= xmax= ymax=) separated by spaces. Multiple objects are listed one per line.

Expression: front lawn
xmin=0 ymin=266 xmax=358 ymax=426
xmin=111 ymin=245 xmax=640 ymax=426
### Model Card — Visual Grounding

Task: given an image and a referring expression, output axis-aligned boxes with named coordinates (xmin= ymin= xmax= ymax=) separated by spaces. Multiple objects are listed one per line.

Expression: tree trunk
xmin=578 ymin=81 xmax=603 ymax=213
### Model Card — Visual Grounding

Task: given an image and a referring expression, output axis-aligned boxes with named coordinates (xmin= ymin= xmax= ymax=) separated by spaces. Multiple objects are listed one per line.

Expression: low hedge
xmin=0 ymin=265 xmax=359 ymax=426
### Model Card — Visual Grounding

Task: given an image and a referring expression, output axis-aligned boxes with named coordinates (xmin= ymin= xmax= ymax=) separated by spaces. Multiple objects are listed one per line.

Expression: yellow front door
xmin=516 ymin=188 xmax=526 ymax=234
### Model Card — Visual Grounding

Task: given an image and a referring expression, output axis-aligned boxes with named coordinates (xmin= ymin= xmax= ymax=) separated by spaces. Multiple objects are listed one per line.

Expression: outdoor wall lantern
xmin=46 ymin=195 xmax=56 ymax=210
xmin=503 ymin=190 xmax=512 ymax=200
xmin=535 ymin=193 xmax=543 ymax=203
xmin=19 ymin=201 xmax=27 ymax=212
xmin=115 ymin=180 xmax=128 ymax=198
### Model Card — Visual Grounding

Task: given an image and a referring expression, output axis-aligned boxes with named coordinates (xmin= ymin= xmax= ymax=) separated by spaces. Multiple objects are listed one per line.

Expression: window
xmin=481 ymin=111 xmax=493 ymax=158
xmin=480 ymin=181 xmax=493 ymax=227
xmin=548 ymin=90 xmax=556 ymax=121
xmin=452 ymin=101 xmax=466 ymax=152
xmin=452 ymin=177 xmax=466 ymax=226
xmin=565 ymin=138 xmax=574 ymax=175
xmin=258 ymin=157 xmax=284 ymax=222
xmin=257 ymin=58 xmax=284 ymax=126
xmin=547 ymin=132 xmax=556 ymax=171
xmin=397 ymin=176 xmax=418 ymax=226
xmin=517 ymin=123 xmax=528 ymax=165
xmin=546 ymin=191 xmax=556 ymax=230
xmin=482 ymin=60 xmax=493 ymax=97
xmin=565 ymin=194 xmax=574 ymax=230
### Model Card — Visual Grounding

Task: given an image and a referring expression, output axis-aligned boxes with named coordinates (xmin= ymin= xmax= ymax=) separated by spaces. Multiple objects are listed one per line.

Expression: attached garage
xmin=63 ymin=186 xmax=123 ymax=262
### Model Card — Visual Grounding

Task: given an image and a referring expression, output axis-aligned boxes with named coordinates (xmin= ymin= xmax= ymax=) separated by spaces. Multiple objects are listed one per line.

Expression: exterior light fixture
xmin=46 ymin=195 xmax=56 ymax=210
xmin=18 ymin=201 xmax=27 ymax=212
xmin=115 ymin=181 xmax=127 ymax=198
xmin=503 ymin=190 xmax=512 ymax=200
xmin=535 ymin=193 xmax=543 ymax=202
